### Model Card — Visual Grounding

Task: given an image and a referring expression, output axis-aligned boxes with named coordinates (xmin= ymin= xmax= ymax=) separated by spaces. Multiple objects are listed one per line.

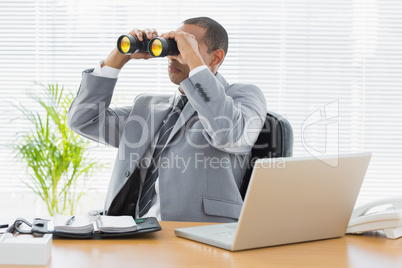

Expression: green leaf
xmin=12 ymin=83 xmax=104 ymax=216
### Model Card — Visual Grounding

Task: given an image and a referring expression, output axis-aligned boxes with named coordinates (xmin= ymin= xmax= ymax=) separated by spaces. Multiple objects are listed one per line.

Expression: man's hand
xmin=127 ymin=28 xmax=158 ymax=60
xmin=159 ymin=30 xmax=205 ymax=71
xmin=102 ymin=28 xmax=158 ymax=69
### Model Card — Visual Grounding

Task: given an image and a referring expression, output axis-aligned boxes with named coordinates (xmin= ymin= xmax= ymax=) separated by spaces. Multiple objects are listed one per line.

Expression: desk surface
xmin=1 ymin=221 xmax=402 ymax=268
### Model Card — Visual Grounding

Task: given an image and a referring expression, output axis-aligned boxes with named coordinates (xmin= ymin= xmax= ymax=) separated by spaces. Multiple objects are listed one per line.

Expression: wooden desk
xmin=2 ymin=221 xmax=402 ymax=268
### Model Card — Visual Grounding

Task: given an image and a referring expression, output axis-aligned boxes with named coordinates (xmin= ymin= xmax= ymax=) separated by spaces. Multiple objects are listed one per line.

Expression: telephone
xmin=347 ymin=197 xmax=402 ymax=239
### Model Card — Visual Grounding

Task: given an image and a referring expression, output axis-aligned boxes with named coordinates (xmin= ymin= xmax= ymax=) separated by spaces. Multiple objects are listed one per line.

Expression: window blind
xmin=0 ymin=0 xmax=401 ymax=213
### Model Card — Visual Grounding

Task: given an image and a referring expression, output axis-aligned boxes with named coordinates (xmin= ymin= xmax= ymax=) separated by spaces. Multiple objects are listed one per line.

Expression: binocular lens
xmin=117 ymin=34 xmax=148 ymax=55
xmin=117 ymin=34 xmax=179 ymax=57
xmin=150 ymin=39 xmax=163 ymax=57
xmin=148 ymin=37 xmax=179 ymax=57
xmin=120 ymin=36 xmax=131 ymax=54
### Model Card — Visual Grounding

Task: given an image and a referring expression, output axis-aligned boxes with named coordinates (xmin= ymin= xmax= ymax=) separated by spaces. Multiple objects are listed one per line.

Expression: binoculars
xmin=117 ymin=34 xmax=179 ymax=57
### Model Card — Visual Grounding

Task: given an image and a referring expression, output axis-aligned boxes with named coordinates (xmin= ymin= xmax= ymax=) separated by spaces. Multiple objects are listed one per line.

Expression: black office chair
xmin=239 ymin=111 xmax=294 ymax=199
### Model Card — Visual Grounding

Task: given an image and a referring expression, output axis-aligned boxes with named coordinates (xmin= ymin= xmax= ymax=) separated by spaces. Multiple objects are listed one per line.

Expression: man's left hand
xmin=159 ymin=30 xmax=205 ymax=71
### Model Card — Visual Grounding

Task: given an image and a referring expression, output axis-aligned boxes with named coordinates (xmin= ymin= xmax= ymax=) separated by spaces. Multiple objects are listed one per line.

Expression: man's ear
xmin=210 ymin=49 xmax=225 ymax=67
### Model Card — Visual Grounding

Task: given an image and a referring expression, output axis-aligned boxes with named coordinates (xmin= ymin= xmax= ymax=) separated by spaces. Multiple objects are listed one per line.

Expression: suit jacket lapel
xmin=165 ymin=102 xmax=196 ymax=146
xmin=128 ymin=95 xmax=174 ymax=166
xmin=163 ymin=72 xmax=226 ymax=146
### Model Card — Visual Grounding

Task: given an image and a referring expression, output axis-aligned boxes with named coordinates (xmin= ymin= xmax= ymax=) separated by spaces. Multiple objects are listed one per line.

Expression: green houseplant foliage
xmin=13 ymin=84 xmax=102 ymax=216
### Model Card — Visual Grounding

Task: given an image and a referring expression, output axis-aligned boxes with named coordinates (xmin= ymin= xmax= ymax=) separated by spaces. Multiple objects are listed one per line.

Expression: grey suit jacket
xmin=67 ymin=68 xmax=267 ymax=222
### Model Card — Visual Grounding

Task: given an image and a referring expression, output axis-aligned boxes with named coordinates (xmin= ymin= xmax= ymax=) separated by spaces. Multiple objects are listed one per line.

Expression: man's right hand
xmin=102 ymin=28 xmax=158 ymax=69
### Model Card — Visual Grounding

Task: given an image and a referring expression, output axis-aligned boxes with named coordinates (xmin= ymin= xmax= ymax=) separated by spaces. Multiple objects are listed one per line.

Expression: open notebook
xmin=30 ymin=213 xmax=161 ymax=238
xmin=53 ymin=214 xmax=138 ymax=234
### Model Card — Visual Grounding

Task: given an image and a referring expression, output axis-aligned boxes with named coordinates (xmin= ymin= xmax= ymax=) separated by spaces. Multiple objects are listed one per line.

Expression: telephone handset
xmin=347 ymin=197 xmax=402 ymax=239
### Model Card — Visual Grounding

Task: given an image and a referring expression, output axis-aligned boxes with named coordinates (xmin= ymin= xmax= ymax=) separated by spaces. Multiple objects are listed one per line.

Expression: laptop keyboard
xmin=213 ymin=224 xmax=238 ymax=240
xmin=224 ymin=224 xmax=237 ymax=230
xmin=218 ymin=231 xmax=235 ymax=239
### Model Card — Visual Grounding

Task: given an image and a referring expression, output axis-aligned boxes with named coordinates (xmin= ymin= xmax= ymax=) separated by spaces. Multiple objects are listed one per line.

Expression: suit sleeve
xmin=67 ymin=69 xmax=132 ymax=148
xmin=180 ymin=68 xmax=267 ymax=154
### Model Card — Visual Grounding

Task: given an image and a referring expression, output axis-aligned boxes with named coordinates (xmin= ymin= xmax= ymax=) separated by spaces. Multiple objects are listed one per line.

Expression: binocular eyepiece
xmin=117 ymin=34 xmax=179 ymax=57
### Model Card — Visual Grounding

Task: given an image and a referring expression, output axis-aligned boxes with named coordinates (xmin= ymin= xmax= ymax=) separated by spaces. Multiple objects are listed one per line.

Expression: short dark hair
xmin=183 ymin=17 xmax=228 ymax=58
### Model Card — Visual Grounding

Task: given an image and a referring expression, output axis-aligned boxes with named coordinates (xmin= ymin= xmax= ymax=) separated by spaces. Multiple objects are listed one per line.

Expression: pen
xmin=5 ymin=223 xmax=16 ymax=234
xmin=65 ymin=216 xmax=75 ymax=226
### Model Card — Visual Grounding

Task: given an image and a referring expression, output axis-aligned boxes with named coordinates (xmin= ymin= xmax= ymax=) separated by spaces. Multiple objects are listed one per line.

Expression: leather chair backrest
xmin=239 ymin=111 xmax=294 ymax=199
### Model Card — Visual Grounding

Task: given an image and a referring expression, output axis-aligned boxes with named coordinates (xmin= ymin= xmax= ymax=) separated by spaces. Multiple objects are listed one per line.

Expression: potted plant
xmin=13 ymin=84 xmax=103 ymax=216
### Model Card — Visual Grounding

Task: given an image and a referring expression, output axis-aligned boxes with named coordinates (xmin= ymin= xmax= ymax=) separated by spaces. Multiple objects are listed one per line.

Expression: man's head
xmin=183 ymin=17 xmax=229 ymax=57
xmin=167 ymin=17 xmax=228 ymax=85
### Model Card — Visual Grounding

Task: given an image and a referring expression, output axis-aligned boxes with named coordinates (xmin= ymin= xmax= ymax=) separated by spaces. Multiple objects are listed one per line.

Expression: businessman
xmin=67 ymin=17 xmax=267 ymax=222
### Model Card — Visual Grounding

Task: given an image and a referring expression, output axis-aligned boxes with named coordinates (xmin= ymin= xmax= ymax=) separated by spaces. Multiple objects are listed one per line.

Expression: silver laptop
xmin=175 ymin=153 xmax=372 ymax=251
